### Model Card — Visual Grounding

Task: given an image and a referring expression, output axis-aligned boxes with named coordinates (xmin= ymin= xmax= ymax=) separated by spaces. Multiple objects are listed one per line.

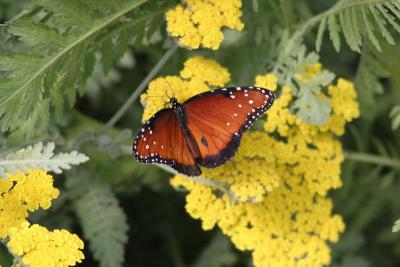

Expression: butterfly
xmin=133 ymin=86 xmax=275 ymax=176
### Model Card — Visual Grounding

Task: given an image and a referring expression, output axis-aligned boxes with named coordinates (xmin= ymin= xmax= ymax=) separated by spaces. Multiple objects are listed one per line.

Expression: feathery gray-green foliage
xmin=273 ymin=32 xmax=335 ymax=124
xmin=315 ymin=0 xmax=400 ymax=52
xmin=0 ymin=0 xmax=171 ymax=139
xmin=0 ymin=142 xmax=88 ymax=178
xmin=67 ymin=175 xmax=129 ymax=267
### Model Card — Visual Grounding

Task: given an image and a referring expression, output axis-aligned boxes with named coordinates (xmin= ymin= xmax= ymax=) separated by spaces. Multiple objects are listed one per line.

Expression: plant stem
xmin=100 ymin=44 xmax=178 ymax=132
xmin=344 ymin=151 xmax=400 ymax=169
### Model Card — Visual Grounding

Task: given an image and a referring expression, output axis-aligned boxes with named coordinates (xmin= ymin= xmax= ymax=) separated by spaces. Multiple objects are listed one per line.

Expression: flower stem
xmin=100 ymin=44 xmax=179 ymax=133
xmin=344 ymin=151 xmax=400 ymax=169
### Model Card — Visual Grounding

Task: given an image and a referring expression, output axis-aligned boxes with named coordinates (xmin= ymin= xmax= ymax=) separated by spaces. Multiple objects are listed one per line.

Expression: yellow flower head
xmin=0 ymin=170 xmax=59 ymax=238
xmin=141 ymin=56 xmax=230 ymax=121
xmin=8 ymin=221 xmax=84 ymax=267
xmin=166 ymin=0 xmax=244 ymax=50
xmin=141 ymin=59 xmax=359 ymax=266
xmin=295 ymin=63 xmax=323 ymax=82
xmin=255 ymin=73 xmax=278 ymax=91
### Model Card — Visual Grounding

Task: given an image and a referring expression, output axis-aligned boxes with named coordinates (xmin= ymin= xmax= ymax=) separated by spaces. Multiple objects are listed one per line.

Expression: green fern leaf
xmin=355 ymin=45 xmax=389 ymax=119
xmin=68 ymin=177 xmax=129 ymax=267
xmin=314 ymin=0 xmax=400 ymax=52
xmin=378 ymin=3 xmax=400 ymax=33
xmin=362 ymin=5 xmax=382 ymax=51
xmin=351 ymin=7 xmax=363 ymax=49
xmin=8 ymin=21 xmax=65 ymax=50
xmin=0 ymin=0 xmax=172 ymax=138
xmin=328 ymin=14 xmax=341 ymax=52
xmin=390 ymin=105 xmax=400 ymax=130
xmin=101 ymin=37 xmax=115 ymax=75
xmin=316 ymin=17 xmax=326 ymax=52
xmin=0 ymin=142 xmax=89 ymax=178
xmin=370 ymin=5 xmax=395 ymax=44
xmin=393 ymin=218 xmax=400 ymax=232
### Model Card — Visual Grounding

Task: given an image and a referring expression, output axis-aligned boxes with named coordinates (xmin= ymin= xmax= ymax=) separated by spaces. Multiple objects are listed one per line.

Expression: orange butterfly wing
xmin=133 ymin=109 xmax=201 ymax=176
xmin=183 ymin=87 xmax=275 ymax=168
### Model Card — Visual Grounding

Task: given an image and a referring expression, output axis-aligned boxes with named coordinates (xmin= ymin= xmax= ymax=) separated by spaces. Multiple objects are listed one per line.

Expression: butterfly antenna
xmin=164 ymin=79 xmax=175 ymax=100
xmin=143 ymin=94 xmax=165 ymax=103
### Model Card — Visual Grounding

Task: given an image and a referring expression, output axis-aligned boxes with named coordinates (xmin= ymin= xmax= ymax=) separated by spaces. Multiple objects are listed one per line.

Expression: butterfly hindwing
xmin=133 ymin=108 xmax=201 ymax=176
xmin=183 ymin=87 xmax=275 ymax=168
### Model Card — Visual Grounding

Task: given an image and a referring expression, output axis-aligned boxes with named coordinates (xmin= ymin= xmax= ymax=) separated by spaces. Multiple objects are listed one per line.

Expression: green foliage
xmin=67 ymin=175 xmax=129 ymax=267
xmin=191 ymin=233 xmax=237 ymax=267
xmin=393 ymin=218 xmax=400 ymax=232
xmin=0 ymin=0 xmax=172 ymax=139
xmin=355 ymin=44 xmax=390 ymax=120
xmin=273 ymin=33 xmax=335 ymax=124
xmin=390 ymin=105 xmax=400 ymax=130
xmin=0 ymin=142 xmax=88 ymax=178
xmin=316 ymin=0 xmax=400 ymax=52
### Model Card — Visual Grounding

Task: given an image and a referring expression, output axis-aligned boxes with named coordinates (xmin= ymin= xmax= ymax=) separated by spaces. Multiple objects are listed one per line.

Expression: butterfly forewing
xmin=183 ymin=87 xmax=275 ymax=168
xmin=133 ymin=109 xmax=201 ymax=176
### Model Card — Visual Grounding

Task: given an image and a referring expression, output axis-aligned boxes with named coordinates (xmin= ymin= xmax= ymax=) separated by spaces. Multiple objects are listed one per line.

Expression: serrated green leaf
xmin=393 ymin=218 xmax=400 ymax=232
xmin=390 ymin=105 xmax=400 ymax=130
xmin=328 ymin=15 xmax=341 ymax=52
xmin=114 ymin=28 xmax=133 ymax=63
xmin=68 ymin=176 xmax=129 ymax=267
xmin=314 ymin=0 xmax=400 ymax=52
xmin=350 ymin=7 xmax=363 ymax=51
xmin=370 ymin=5 xmax=395 ymax=44
xmin=316 ymin=17 xmax=326 ymax=52
xmin=339 ymin=9 xmax=358 ymax=51
xmin=0 ymin=0 xmax=167 ymax=138
xmin=361 ymin=6 xmax=381 ymax=51
xmin=378 ymin=3 xmax=400 ymax=33
xmin=8 ymin=21 xmax=66 ymax=49
xmin=385 ymin=2 xmax=400 ymax=20
xmin=101 ymin=37 xmax=114 ymax=75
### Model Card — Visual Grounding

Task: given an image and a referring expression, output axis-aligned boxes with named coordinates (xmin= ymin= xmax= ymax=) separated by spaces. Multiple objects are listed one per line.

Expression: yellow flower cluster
xmin=0 ymin=170 xmax=59 ymax=238
xmin=142 ymin=57 xmax=359 ymax=266
xmin=8 ymin=221 xmax=84 ymax=267
xmin=141 ymin=56 xmax=230 ymax=121
xmin=166 ymin=0 xmax=244 ymax=50
xmin=0 ymin=170 xmax=84 ymax=267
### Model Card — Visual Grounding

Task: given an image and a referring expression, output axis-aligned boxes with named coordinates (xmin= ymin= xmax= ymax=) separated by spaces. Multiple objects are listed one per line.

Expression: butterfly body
xmin=133 ymin=87 xmax=275 ymax=176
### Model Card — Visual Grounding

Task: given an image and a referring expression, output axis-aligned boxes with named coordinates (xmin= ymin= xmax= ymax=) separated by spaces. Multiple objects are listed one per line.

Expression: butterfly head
xmin=170 ymin=97 xmax=179 ymax=108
